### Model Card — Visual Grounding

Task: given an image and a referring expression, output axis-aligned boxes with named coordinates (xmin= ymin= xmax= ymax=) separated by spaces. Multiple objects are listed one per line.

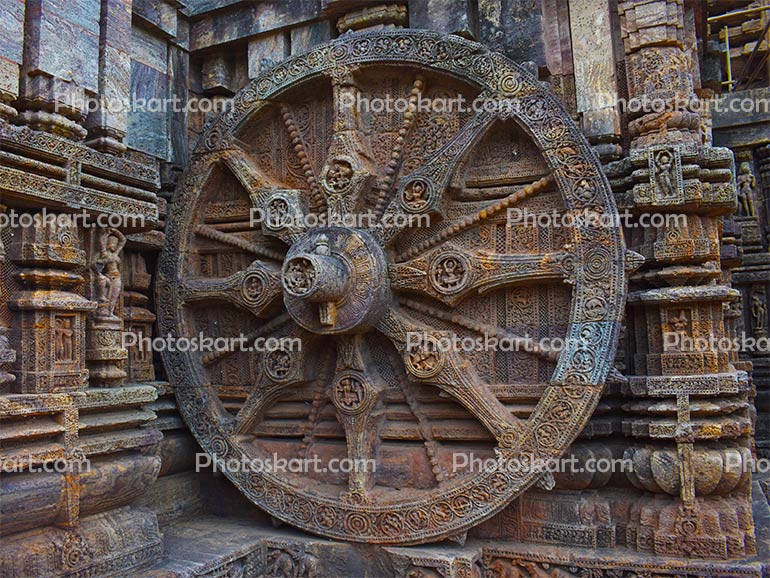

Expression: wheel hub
xmin=282 ymin=227 xmax=391 ymax=334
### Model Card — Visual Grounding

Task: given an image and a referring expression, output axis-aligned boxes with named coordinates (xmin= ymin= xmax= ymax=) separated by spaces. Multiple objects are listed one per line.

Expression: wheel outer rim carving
xmin=157 ymin=29 xmax=627 ymax=544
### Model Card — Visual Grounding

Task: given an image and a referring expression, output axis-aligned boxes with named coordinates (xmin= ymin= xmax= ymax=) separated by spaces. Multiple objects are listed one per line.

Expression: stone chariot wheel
xmin=157 ymin=29 xmax=628 ymax=545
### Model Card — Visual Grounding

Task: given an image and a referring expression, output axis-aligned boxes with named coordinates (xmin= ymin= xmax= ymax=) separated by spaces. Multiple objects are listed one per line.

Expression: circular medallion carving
xmin=332 ymin=372 xmax=370 ymax=414
xmin=429 ymin=253 xmax=471 ymax=294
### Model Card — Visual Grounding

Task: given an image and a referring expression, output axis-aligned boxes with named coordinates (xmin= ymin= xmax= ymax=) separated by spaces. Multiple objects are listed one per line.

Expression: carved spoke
xmin=222 ymin=148 xmax=310 ymax=245
xmin=377 ymin=107 xmax=497 ymax=245
xmin=319 ymin=66 xmax=378 ymax=221
xmin=376 ymin=308 xmax=524 ymax=444
xmin=393 ymin=174 xmax=554 ymax=262
xmin=390 ymin=245 xmax=574 ymax=306
xmin=179 ymin=260 xmax=282 ymax=317
xmin=234 ymin=324 xmax=309 ymax=435
xmin=222 ymin=148 xmax=277 ymax=196
xmin=330 ymin=335 xmax=386 ymax=503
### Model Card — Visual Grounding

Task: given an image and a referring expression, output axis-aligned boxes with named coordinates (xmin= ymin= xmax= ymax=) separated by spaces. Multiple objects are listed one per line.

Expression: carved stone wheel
xmin=157 ymin=30 xmax=628 ymax=544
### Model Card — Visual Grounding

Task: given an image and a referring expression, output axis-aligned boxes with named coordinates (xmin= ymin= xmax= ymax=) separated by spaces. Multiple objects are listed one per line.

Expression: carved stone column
xmin=122 ymin=250 xmax=156 ymax=382
xmin=8 ymin=217 xmax=96 ymax=393
xmin=607 ymin=0 xmax=755 ymax=559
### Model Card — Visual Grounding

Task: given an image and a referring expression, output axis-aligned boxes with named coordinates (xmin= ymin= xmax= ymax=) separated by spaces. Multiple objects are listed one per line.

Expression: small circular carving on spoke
xmin=264 ymin=195 xmax=292 ymax=230
xmin=429 ymin=252 xmax=470 ymax=294
xmin=264 ymin=349 xmax=294 ymax=381
xmin=332 ymin=371 xmax=370 ymax=414
xmin=405 ymin=334 xmax=445 ymax=379
xmin=400 ymin=178 xmax=433 ymax=213
xmin=323 ymin=158 xmax=354 ymax=193
xmin=241 ymin=271 xmax=267 ymax=304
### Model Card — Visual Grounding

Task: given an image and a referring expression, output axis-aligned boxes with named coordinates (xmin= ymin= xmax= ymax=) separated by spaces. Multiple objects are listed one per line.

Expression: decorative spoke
xmin=378 ymin=107 xmax=497 ymax=245
xmin=319 ymin=66 xmax=378 ymax=220
xmin=390 ymin=245 xmax=575 ymax=306
xmin=222 ymin=148 xmax=277 ymax=195
xmin=330 ymin=335 xmax=386 ymax=503
xmin=222 ymin=148 xmax=309 ymax=244
xmin=377 ymin=308 xmax=525 ymax=445
xmin=179 ymin=260 xmax=282 ymax=316
xmin=234 ymin=324 xmax=309 ymax=435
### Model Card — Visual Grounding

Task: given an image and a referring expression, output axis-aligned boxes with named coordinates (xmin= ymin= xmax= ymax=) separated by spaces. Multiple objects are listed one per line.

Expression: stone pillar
xmin=122 ymin=251 xmax=156 ymax=383
xmin=8 ymin=217 xmax=97 ymax=393
xmin=85 ymin=0 xmax=132 ymax=154
xmin=607 ymin=0 xmax=756 ymax=559
xmin=568 ymin=0 xmax=622 ymax=163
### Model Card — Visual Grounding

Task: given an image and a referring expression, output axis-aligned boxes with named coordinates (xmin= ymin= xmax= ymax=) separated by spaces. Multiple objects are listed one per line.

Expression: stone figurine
xmin=93 ymin=228 xmax=127 ymax=319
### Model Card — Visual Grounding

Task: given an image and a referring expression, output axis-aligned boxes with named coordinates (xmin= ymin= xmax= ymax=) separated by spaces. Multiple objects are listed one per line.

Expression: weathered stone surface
xmin=290 ymin=20 xmax=332 ymax=55
xmin=21 ymin=0 xmax=101 ymax=92
xmin=133 ymin=0 xmax=178 ymax=38
xmin=0 ymin=0 xmax=24 ymax=63
xmin=568 ymin=0 xmax=621 ymax=144
xmin=247 ymin=31 xmax=287 ymax=79
xmin=408 ymin=0 xmax=476 ymax=37
xmin=189 ymin=0 xmax=320 ymax=51
xmin=477 ymin=0 xmax=547 ymax=66
xmin=126 ymin=60 xmax=169 ymax=159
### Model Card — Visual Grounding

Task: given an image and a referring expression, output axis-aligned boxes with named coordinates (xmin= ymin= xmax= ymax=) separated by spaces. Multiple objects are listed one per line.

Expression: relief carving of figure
xmin=654 ymin=150 xmax=676 ymax=197
xmin=752 ymin=292 xmax=767 ymax=334
xmin=54 ymin=317 xmax=74 ymax=361
xmin=92 ymin=228 xmax=126 ymax=319
xmin=736 ymin=162 xmax=757 ymax=217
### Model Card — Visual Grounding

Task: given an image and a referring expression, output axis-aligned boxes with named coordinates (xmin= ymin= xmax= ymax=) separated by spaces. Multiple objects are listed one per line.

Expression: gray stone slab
xmin=408 ymin=0 xmax=476 ymax=37
xmin=26 ymin=6 xmax=100 ymax=92
xmin=133 ymin=0 xmax=178 ymax=38
xmin=291 ymin=20 xmax=332 ymax=55
xmin=132 ymin=25 xmax=169 ymax=74
xmin=478 ymin=0 xmax=547 ymax=67
xmin=190 ymin=0 xmax=320 ymax=51
xmin=126 ymin=61 xmax=169 ymax=159
xmin=247 ymin=31 xmax=287 ymax=79
xmin=0 ymin=0 xmax=24 ymax=63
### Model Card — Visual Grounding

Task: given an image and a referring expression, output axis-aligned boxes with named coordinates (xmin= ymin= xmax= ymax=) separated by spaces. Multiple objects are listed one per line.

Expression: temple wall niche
xmin=0 ymin=1 xmax=766 ymax=577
